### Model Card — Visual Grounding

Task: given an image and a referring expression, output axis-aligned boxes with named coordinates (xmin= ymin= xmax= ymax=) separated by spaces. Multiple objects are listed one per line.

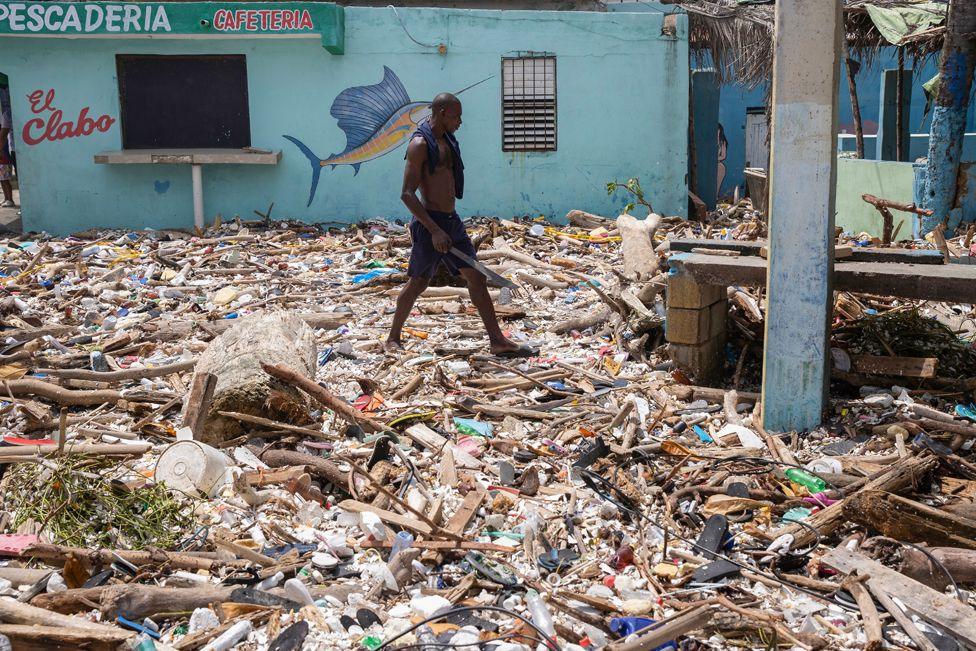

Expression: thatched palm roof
xmin=663 ymin=0 xmax=948 ymax=88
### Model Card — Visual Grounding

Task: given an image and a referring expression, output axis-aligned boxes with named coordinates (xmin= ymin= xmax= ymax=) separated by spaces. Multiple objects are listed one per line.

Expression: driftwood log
xmin=0 ymin=623 xmax=133 ymax=651
xmin=32 ymin=584 xmax=236 ymax=619
xmin=192 ymin=313 xmax=317 ymax=445
xmin=565 ymin=209 xmax=611 ymax=229
xmin=843 ymin=490 xmax=976 ymax=550
xmin=899 ymin=546 xmax=976 ymax=591
xmin=247 ymin=446 xmax=349 ymax=489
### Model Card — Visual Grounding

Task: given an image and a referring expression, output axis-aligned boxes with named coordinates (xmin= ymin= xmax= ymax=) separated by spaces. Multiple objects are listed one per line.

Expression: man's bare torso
xmin=417 ymin=135 xmax=456 ymax=214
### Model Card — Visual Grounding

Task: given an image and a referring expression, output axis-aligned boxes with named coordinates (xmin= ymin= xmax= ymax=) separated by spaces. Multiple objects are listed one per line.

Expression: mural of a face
xmin=717 ymin=122 xmax=728 ymax=196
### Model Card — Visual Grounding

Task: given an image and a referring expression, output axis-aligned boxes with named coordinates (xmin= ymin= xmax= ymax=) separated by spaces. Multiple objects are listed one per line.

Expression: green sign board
xmin=0 ymin=2 xmax=344 ymax=53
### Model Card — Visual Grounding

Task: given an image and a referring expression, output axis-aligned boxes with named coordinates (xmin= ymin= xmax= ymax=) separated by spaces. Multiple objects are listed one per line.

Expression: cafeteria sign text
xmin=0 ymin=2 xmax=345 ymax=53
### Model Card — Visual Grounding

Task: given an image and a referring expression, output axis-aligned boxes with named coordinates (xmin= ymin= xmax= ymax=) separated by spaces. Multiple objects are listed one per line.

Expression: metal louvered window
xmin=502 ymin=54 xmax=556 ymax=152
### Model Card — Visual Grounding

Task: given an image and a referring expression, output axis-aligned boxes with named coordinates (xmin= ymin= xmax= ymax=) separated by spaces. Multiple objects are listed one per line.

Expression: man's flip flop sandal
xmin=494 ymin=345 xmax=538 ymax=359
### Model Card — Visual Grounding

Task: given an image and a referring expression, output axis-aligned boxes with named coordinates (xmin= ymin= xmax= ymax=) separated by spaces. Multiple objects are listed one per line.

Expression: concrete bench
xmin=668 ymin=238 xmax=945 ymax=264
xmin=665 ymin=250 xmax=976 ymax=381
xmin=95 ymin=148 xmax=281 ymax=230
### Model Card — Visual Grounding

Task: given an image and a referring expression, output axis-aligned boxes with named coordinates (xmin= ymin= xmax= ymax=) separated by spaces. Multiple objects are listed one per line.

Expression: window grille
xmin=501 ymin=54 xmax=556 ymax=152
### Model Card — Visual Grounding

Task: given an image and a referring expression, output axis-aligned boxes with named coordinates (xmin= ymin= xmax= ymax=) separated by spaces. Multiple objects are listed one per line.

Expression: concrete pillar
xmin=690 ymin=69 xmax=720 ymax=210
xmin=761 ymin=0 xmax=842 ymax=432
xmin=877 ymin=68 xmax=912 ymax=162
xmin=923 ymin=0 xmax=976 ymax=233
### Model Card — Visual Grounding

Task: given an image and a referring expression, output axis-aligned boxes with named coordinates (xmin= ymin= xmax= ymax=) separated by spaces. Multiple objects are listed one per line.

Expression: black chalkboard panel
xmin=117 ymin=55 xmax=251 ymax=149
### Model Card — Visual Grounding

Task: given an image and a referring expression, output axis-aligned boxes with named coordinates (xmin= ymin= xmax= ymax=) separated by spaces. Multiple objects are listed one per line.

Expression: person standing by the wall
xmin=0 ymin=77 xmax=15 ymax=209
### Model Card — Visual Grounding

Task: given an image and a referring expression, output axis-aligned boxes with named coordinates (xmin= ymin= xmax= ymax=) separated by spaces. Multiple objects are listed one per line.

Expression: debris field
xmin=0 ymin=206 xmax=973 ymax=651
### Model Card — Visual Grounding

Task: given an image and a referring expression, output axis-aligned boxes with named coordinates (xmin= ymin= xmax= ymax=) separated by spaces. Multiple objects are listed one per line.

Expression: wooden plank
xmin=823 ymin=548 xmax=976 ymax=647
xmin=668 ymin=238 xmax=944 ymax=264
xmin=865 ymin=580 xmax=939 ymax=651
xmin=852 ymin=355 xmax=938 ymax=378
xmin=338 ymin=500 xmax=434 ymax=536
xmin=183 ymin=372 xmax=217 ymax=438
xmin=842 ymin=490 xmax=976 ymax=550
xmin=404 ymin=423 xmax=448 ymax=451
xmin=444 ymin=488 xmax=487 ymax=537
xmin=669 ymin=253 xmax=976 ymax=303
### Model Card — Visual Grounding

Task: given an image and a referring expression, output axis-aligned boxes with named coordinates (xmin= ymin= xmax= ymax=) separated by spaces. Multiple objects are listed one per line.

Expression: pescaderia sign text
xmin=0 ymin=3 xmax=172 ymax=33
xmin=0 ymin=3 xmax=317 ymax=34
xmin=0 ymin=2 xmax=344 ymax=54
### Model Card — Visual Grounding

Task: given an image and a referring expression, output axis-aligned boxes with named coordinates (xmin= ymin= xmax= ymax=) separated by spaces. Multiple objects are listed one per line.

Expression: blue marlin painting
xmin=284 ymin=67 xmax=432 ymax=207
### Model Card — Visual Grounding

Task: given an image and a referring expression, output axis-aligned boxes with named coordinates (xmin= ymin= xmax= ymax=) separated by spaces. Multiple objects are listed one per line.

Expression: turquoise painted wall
xmin=0 ymin=6 xmax=688 ymax=234
xmin=834 ymin=158 xmax=917 ymax=238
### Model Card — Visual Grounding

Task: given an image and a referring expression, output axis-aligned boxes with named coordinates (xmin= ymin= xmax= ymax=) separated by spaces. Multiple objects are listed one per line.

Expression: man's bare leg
xmin=386 ymin=276 xmax=429 ymax=351
xmin=0 ymin=181 xmax=11 ymax=203
xmin=458 ymin=268 xmax=521 ymax=354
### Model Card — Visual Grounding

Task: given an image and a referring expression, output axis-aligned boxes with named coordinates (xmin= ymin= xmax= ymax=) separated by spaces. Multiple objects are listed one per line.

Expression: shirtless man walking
xmin=385 ymin=93 xmax=532 ymax=357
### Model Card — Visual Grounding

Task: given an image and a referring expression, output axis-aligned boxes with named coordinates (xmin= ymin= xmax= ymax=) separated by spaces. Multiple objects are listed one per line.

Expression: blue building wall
xmin=719 ymin=50 xmax=976 ymax=198
xmin=0 ymin=6 xmax=688 ymax=234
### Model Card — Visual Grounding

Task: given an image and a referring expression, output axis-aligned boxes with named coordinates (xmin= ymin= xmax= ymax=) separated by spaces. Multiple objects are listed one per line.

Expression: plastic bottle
xmin=360 ymin=636 xmax=383 ymax=650
xmin=201 ymin=620 xmax=252 ymax=651
xmin=0 ymin=634 xmax=11 ymax=651
xmin=253 ymin=571 xmax=284 ymax=592
xmin=390 ymin=531 xmax=414 ymax=559
xmin=128 ymin=633 xmax=156 ymax=650
xmin=525 ymin=589 xmax=556 ymax=638
xmin=609 ymin=616 xmax=655 ymax=637
xmin=582 ymin=623 xmax=609 ymax=649
xmin=785 ymin=468 xmax=826 ymax=493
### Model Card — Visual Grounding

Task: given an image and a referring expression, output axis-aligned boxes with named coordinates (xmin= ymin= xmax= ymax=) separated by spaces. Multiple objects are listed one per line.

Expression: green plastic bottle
xmin=785 ymin=468 xmax=826 ymax=493
xmin=361 ymin=635 xmax=383 ymax=650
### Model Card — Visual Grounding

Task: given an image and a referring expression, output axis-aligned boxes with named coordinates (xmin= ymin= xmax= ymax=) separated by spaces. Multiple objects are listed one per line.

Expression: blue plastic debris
xmin=453 ymin=417 xmax=493 ymax=438
xmin=117 ymin=615 xmax=161 ymax=639
xmin=318 ymin=348 xmax=334 ymax=366
xmin=351 ymin=268 xmax=396 ymax=284
xmin=955 ymin=403 xmax=976 ymax=423
xmin=693 ymin=424 xmax=714 ymax=444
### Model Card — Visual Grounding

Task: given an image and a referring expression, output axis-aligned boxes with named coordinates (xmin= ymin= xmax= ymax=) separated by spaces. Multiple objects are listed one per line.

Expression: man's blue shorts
xmin=407 ymin=210 xmax=477 ymax=278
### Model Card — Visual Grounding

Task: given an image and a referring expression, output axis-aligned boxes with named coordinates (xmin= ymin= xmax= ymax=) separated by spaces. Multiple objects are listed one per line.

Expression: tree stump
xmin=192 ymin=312 xmax=317 ymax=445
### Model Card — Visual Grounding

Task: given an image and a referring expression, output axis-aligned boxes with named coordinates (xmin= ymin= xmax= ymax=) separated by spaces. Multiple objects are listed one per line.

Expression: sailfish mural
xmin=284 ymin=67 xmax=432 ymax=207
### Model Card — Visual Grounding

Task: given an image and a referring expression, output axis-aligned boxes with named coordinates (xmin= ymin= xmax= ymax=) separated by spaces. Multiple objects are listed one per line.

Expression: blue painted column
xmin=761 ymin=0 xmax=842 ymax=432
xmin=877 ymin=68 xmax=912 ymax=162
xmin=690 ymin=69 xmax=720 ymax=209
xmin=922 ymin=1 xmax=976 ymax=232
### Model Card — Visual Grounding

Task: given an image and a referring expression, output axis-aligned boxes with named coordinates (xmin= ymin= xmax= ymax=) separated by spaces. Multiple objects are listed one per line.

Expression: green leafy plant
xmin=607 ymin=177 xmax=654 ymax=215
